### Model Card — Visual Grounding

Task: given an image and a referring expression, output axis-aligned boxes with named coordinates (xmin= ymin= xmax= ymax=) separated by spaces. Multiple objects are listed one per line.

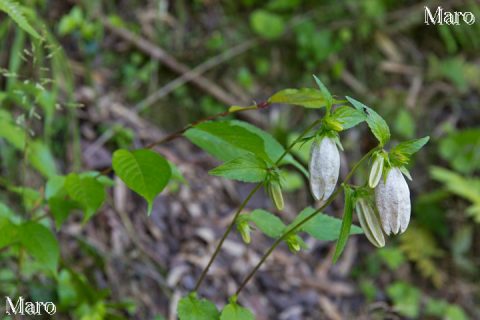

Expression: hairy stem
xmin=194 ymin=118 xmax=322 ymax=291
xmin=235 ymin=148 xmax=376 ymax=295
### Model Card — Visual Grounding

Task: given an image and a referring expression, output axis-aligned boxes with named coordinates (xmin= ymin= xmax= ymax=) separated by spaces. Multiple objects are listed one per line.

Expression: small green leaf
xmin=65 ymin=173 xmax=105 ymax=221
xmin=346 ymin=96 xmax=390 ymax=146
xmin=331 ymin=106 xmax=366 ymax=130
xmin=20 ymin=222 xmax=60 ymax=274
xmin=220 ymin=302 xmax=254 ymax=320
xmin=269 ymin=88 xmax=328 ymax=108
xmin=390 ymin=136 xmax=430 ymax=166
xmin=250 ymin=10 xmax=284 ymax=40
xmin=333 ymin=186 xmax=355 ymax=263
xmin=113 ymin=149 xmax=172 ymax=215
xmin=178 ymin=292 xmax=220 ymax=320
xmin=209 ymin=154 xmax=268 ymax=183
xmin=288 ymin=207 xmax=362 ymax=241
xmin=246 ymin=209 xmax=286 ymax=238
xmin=313 ymin=75 xmax=333 ymax=111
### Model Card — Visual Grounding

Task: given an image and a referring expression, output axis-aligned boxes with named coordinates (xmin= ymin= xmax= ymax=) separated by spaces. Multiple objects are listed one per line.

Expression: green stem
xmin=194 ymin=119 xmax=322 ymax=291
xmin=235 ymin=148 xmax=375 ymax=295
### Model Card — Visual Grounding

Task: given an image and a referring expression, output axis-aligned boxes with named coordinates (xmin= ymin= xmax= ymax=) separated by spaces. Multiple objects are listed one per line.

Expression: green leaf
xmin=246 ymin=209 xmax=286 ymax=238
xmin=250 ymin=10 xmax=284 ymax=40
xmin=288 ymin=207 xmax=362 ymax=241
xmin=112 ymin=149 xmax=172 ymax=215
xmin=313 ymin=75 xmax=333 ymax=111
xmin=390 ymin=136 xmax=430 ymax=166
xmin=184 ymin=120 xmax=306 ymax=176
xmin=0 ymin=216 xmax=19 ymax=249
xmin=331 ymin=106 xmax=366 ymax=130
xmin=48 ymin=197 xmax=79 ymax=229
xmin=178 ymin=293 xmax=220 ymax=320
xmin=332 ymin=186 xmax=355 ymax=263
xmin=220 ymin=302 xmax=254 ymax=320
xmin=46 ymin=175 xmax=67 ymax=200
xmin=29 ymin=140 xmax=58 ymax=178
xmin=209 ymin=154 xmax=268 ymax=183
xmin=0 ymin=0 xmax=41 ymax=39
xmin=65 ymin=173 xmax=105 ymax=221
xmin=346 ymin=96 xmax=390 ymax=146
xmin=20 ymin=222 xmax=60 ymax=274
xmin=268 ymin=88 xmax=329 ymax=108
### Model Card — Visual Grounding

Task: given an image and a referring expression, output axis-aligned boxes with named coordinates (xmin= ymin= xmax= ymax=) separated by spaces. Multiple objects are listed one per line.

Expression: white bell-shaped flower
xmin=308 ymin=137 xmax=340 ymax=201
xmin=374 ymin=167 xmax=411 ymax=235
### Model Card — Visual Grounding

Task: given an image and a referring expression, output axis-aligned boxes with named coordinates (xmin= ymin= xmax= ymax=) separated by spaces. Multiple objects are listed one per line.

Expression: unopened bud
xmin=368 ymin=155 xmax=384 ymax=188
xmin=237 ymin=220 xmax=251 ymax=244
xmin=285 ymin=234 xmax=301 ymax=253
xmin=268 ymin=181 xmax=284 ymax=211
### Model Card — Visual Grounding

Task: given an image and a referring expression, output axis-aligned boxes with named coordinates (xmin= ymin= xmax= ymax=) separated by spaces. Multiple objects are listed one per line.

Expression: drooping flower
xmin=308 ymin=137 xmax=340 ymax=201
xmin=356 ymin=198 xmax=385 ymax=247
xmin=374 ymin=167 xmax=411 ymax=235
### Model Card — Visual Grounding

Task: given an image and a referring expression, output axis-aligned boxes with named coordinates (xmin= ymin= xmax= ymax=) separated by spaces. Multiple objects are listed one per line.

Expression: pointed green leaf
xmin=0 ymin=0 xmax=41 ymax=39
xmin=48 ymin=197 xmax=79 ymax=229
xmin=246 ymin=209 xmax=286 ymax=238
xmin=269 ymin=88 xmax=329 ymax=108
xmin=178 ymin=292 xmax=220 ymax=320
xmin=288 ymin=207 xmax=362 ymax=241
xmin=184 ymin=120 xmax=306 ymax=176
xmin=113 ymin=149 xmax=172 ymax=215
xmin=346 ymin=96 xmax=390 ymax=146
xmin=390 ymin=136 xmax=430 ymax=166
xmin=209 ymin=154 xmax=268 ymax=183
xmin=313 ymin=75 xmax=333 ymax=111
xmin=333 ymin=186 xmax=355 ymax=263
xmin=65 ymin=173 xmax=105 ymax=221
xmin=220 ymin=302 xmax=255 ymax=320
xmin=20 ymin=222 xmax=59 ymax=274
xmin=331 ymin=105 xmax=366 ymax=130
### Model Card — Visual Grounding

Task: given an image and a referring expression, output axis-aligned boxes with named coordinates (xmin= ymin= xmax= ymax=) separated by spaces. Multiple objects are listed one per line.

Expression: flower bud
xmin=268 ymin=181 xmax=284 ymax=211
xmin=237 ymin=219 xmax=251 ymax=244
xmin=374 ymin=167 xmax=411 ymax=235
xmin=308 ymin=137 xmax=340 ymax=201
xmin=356 ymin=198 xmax=385 ymax=247
xmin=285 ymin=234 xmax=302 ymax=253
xmin=368 ymin=155 xmax=384 ymax=188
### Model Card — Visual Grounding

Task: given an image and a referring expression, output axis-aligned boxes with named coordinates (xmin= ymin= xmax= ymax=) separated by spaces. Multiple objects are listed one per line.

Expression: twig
xmin=135 ymin=39 xmax=259 ymax=113
xmin=101 ymin=17 xmax=240 ymax=107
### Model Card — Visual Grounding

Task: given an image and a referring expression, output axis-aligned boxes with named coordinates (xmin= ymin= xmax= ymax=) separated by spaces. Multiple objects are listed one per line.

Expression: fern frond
xmin=0 ymin=0 xmax=41 ymax=39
